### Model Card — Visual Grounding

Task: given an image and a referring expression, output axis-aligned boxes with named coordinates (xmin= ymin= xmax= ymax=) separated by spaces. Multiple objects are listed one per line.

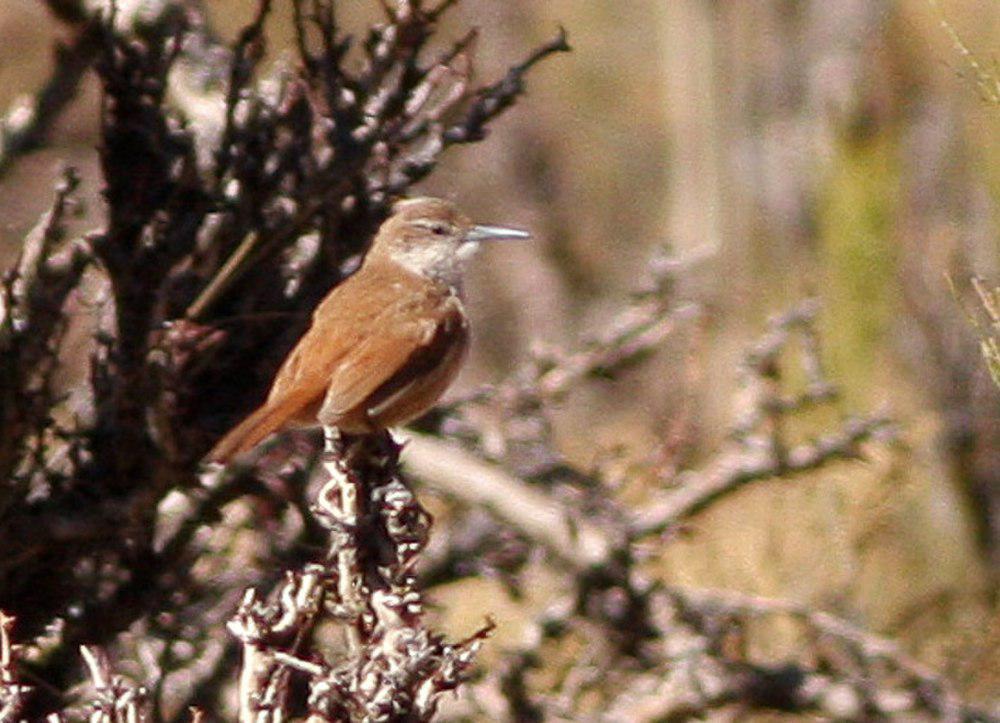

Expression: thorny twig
xmin=227 ymin=431 xmax=492 ymax=722
xmin=0 ymin=166 xmax=90 ymax=515
xmin=0 ymin=165 xmax=83 ymax=351
xmin=971 ymin=277 xmax=1000 ymax=388
xmin=80 ymin=645 xmax=151 ymax=723
xmin=0 ymin=614 xmax=30 ymax=723
xmin=955 ymin=275 xmax=1000 ymax=389
xmin=929 ymin=0 xmax=1000 ymax=106
xmin=228 ymin=570 xmax=324 ymax=722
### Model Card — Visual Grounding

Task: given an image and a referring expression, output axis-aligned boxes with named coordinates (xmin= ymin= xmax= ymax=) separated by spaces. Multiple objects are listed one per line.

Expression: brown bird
xmin=206 ymin=197 xmax=529 ymax=463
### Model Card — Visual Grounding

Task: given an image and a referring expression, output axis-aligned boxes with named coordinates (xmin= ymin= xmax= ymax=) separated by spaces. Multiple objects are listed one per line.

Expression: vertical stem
xmin=320 ymin=427 xmax=365 ymax=653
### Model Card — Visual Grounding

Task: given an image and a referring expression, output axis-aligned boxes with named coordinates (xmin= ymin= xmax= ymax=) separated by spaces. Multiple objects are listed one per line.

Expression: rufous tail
xmin=205 ymin=396 xmax=303 ymax=464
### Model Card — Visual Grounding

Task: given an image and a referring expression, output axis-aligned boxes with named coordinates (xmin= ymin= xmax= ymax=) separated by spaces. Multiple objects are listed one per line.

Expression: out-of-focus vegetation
xmin=967 ymin=277 xmax=1000 ymax=388
xmin=0 ymin=0 xmax=997 ymax=717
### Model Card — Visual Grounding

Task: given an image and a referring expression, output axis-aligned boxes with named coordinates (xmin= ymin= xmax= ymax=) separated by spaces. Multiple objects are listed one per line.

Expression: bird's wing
xmin=317 ymin=293 xmax=467 ymax=427
xmin=265 ymin=267 xmax=464 ymax=428
xmin=321 ymin=294 xmax=467 ymax=428
xmin=363 ymin=310 xmax=468 ymax=423
xmin=264 ymin=271 xmax=410 ymax=405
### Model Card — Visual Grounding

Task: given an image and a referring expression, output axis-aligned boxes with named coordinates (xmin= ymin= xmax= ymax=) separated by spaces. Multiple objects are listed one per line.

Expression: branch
xmin=632 ymin=299 xmax=894 ymax=536
xmin=0 ymin=167 xmax=89 ymax=492
xmin=443 ymin=26 xmax=570 ymax=144
xmin=0 ymin=166 xmax=83 ymax=353
xmin=632 ymin=412 xmax=894 ymax=537
xmin=227 ymin=571 xmax=323 ymax=722
xmin=660 ymin=586 xmax=985 ymax=722
xmin=0 ymin=25 xmax=99 ymax=176
xmin=80 ymin=645 xmax=152 ymax=723
xmin=0 ymin=613 xmax=30 ymax=722
xmin=400 ymin=431 xmax=615 ymax=571
xmin=228 ymin=431 xmax=492 ymax=721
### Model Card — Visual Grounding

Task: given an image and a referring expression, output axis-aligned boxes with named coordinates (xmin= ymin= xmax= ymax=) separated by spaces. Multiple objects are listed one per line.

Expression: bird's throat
xmin=382 ymin=240 xmax=470 ymax=291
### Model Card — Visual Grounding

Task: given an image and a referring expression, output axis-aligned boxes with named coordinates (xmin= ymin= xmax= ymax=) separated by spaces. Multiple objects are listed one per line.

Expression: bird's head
xmin=368 ymin=197 xmax=530 ymax=288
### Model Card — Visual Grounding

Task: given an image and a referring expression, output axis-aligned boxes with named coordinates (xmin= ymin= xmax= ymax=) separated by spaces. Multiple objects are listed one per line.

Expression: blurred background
xmin=1 ymin=0 xmax=997 ymax=707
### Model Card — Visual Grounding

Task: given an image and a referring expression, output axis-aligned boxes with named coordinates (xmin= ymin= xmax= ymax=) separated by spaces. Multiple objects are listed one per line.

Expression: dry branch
xmin=632 ymin=412 xmax=892 ymax=537
xmin=227 ymin=432 xmax=492 ymax=722
xmin=0 ymin=614 xmax=30 ymax=722
xmin=401 ymin=431 xmax=615 ymax=571
xmin=80 ymin=645 xmax=152 ymax=723
xmin=0 ymin=26 xmax=99 ymax=176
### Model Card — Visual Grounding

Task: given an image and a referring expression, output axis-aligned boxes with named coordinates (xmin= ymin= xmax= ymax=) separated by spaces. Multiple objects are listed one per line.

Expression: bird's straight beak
xmin=466 ymin=224 xmax=532 ymax=243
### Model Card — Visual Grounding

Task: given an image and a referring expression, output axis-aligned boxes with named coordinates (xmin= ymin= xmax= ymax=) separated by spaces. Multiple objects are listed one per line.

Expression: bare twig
xmin=400 ymin=431 xmax=615 ymax=570
xmin=443 ymin=26 xmax=570 ymax=145
xmin=0 ymin=613 xmax=30 ymax=722
xmin=661 ymin=586 xmax=982 ymax=722
xmin=80 ymin=645 xmax=151 ymax=723
xmin=0 ymin=166 xmax=82 ymax=351
xmin=0 ymin=25 xmax=99 ymax=176
xmin=0 ymin=167 xmax=89 ymax=510
xmin=928 ymin=0 xmax=1000 ymax=106
xmin=183 ymin=230 xmax=263 ymax=321
xmin=964 ymin=276 xmax=1000 ymax=389
xmin=227 ymin=571 xmax=324 ymax=723
xmin=633 ymin=413 xmax=893 ymax=537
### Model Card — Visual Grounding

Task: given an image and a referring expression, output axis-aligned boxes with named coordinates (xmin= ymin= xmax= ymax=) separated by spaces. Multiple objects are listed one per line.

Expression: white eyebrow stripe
xmin=411 ymin=219 xmax=449 ymax=229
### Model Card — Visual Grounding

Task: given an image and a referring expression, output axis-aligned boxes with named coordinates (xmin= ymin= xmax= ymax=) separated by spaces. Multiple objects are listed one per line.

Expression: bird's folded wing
xmin=319 ymin=295 xmax=466 ymax=424
xmin=264 ymin=276 xmax=464 ymax=427
xmin=363 ymin=312 xmax=468 ymax=422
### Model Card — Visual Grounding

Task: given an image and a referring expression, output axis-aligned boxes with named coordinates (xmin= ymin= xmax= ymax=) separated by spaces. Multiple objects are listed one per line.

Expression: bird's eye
xmin=430 ymin=223 xmax=449 ymax=235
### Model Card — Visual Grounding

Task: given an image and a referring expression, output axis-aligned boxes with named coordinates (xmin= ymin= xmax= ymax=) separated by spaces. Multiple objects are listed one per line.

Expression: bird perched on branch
xmin=206 ymin=197 xmax=529 ymax=463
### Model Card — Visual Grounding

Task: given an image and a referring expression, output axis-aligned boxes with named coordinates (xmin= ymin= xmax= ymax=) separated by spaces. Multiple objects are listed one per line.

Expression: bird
xmin=206 ymin=197 xmax=530 ymax=463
